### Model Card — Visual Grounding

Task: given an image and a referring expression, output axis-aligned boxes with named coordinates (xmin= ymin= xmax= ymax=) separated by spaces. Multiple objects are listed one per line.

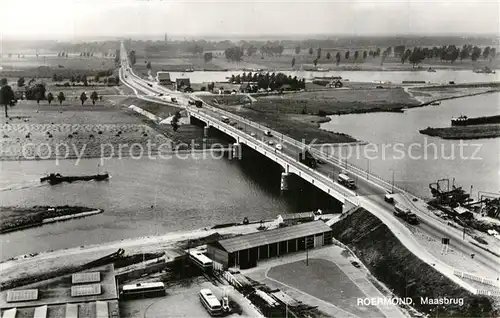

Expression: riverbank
xmin=407 ymin=82 xmax=500 ymax=105
xmin=419 ymin=124 xmax=500 ymax=140
xmin=0 ymin=206 xmax=101 ymax=234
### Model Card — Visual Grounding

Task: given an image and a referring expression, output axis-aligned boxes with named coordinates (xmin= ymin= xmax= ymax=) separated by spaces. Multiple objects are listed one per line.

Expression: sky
xmin=1 ymin=0 xmax=499 ymax=39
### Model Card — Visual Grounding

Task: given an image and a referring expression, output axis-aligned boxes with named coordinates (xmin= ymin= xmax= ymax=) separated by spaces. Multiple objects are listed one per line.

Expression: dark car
xmin=351 ymin=261 xmax=361 ymax=268
xmin=376 ymin=85 xmax=384 ymax=89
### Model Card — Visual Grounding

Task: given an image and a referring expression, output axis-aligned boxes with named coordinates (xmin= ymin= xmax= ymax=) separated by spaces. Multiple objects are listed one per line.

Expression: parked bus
xmin=337 ymin=173 xmax=356 ymax=189
xmin=188 ymin=250 xmax=213 ymax=271
xmin=121 ymin=282 xmax=166 ymax=299
xmin=221 ymin=116 xmax=230 ymax=123
xmin=199 ymin=289 xmax=223 ymax=316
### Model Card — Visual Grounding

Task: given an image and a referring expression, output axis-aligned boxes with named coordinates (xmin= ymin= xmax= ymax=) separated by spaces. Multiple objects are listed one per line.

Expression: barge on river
xmin=40 ymin=173 xmax=110 ymax=185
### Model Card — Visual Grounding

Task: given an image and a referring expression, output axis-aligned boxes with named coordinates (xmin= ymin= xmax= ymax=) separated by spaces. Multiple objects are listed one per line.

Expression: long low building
xmin=207 ymin=221 xmax=333 ymax=269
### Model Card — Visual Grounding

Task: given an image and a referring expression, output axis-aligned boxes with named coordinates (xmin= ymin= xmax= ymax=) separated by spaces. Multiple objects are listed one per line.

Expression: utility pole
xmin=306 ymin=244 xmax=308 ymax=266
xmin=392 ymin=170 xmax=395 ymax=194
xmin=367 ymin=160 xmax=369 ymax=180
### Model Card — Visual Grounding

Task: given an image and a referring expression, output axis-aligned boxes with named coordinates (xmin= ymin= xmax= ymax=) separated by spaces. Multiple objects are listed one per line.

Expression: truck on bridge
xmin=338 ymin=173 xmax=356 ymax=190
xmin=394 ymin=204 xmax=419 ymax=225
xmin=298 ymin=150 xmax=317 ymax=169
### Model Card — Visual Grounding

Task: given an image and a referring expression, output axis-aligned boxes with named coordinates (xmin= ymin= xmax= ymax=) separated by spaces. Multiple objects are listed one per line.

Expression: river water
xmin=0 ymin=153 xmax=336 ymax=261
xmin=167 ymin=69 xmax=499 ymax=84
xmin=321 ymin=92 xmax=500 ymax=199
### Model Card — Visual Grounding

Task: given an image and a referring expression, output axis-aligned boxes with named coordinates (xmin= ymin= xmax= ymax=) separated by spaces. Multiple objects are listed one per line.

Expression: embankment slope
xmin=331 ymin=208 xmax=498 ymax=317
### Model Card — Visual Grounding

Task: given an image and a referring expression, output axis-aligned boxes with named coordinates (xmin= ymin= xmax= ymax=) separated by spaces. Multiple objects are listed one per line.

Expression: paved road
xmin=119 ymin=42 xmax=500 ymax=287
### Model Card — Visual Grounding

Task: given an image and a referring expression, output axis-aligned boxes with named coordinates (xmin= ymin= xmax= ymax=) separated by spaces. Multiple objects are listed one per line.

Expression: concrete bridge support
xmin=230 ymin=143 xmax=242 ymax=160
xmin=280 ymin=172 xmax=291 ymax=191
xmin=342 ymin=198 xmax=358 ymax=214
xmin=203 ymin=125 xmax=210 ymax=138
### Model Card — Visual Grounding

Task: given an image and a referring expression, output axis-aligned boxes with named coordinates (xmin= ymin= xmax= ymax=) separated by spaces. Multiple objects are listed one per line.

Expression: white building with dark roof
xmin=206 ymin=221 xmax=332 ymax=269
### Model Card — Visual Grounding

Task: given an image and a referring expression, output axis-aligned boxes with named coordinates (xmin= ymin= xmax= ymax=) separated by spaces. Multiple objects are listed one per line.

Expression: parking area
xmin=119 ymin=277 xmax=259 ymax=318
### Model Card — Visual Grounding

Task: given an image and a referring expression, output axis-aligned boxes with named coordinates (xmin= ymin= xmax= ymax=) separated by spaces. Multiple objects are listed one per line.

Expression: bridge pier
xmin=203 ymin=125 xmax=211 ymax=138
xmin=342 ymin=199 xmax=358 ymax=214
xmin=280 ymin=172 xmax=291 ymax=191
xmin=230 ymin=143 xmax=242 ymax=160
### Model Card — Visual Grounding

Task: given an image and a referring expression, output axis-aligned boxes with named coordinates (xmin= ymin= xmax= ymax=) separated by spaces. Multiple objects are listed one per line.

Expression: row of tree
xmin=395 ymin=45 xmax=496 ymax=63
xmin=231 ymin=72 xmax=306 ymax=91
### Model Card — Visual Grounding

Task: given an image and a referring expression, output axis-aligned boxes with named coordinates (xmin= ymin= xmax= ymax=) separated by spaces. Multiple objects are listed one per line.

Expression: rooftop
xmin=6 ymin=290 xmax=38 ymax=303
xmin=70 ymin=284 xmax=102 ymax=297
xmin=72 ymin=272 xmax=101 ymax=284
xmin=213 ymin=221 xmax=331 ymax=253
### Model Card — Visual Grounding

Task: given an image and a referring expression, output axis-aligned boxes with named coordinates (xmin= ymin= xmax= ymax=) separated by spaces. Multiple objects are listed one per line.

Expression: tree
xmin=363 ymin=51 xmax=368 ymax=59
xmin=114 ymin=49 xmax=120 ymax=65
xmin=308 ymin=47 xmax=313 ymax=55
xmin=295 ymin=46 xmax=300 ymax=54
xmin=490 ymin=48 xmax=497 ymax=60
xmin=94 ymin=75 xmax=100 ymax=82
xmin=471 ymin=46 xmax=481 ymax=62
xmin=204 ymin=52 xmax=213 ymax=63
xmin=80 ymin=92 xmax=88 ymax=105
xmin=52 ymin=74 xmax=58 ymax=82
xmin=394 ymin=45 xmax=405 ymax=57
xmin=224 ymin=47 xmax=244 ymax=62
xmin=90 ymin=91 xmax=98 ymax=105
xmin=128 ymin=50 xmax=136 ymax=65
xmin=0 ymin=81 xmax=15 ymax=118
xmin=57 ymin=92 xmax=65 ymax=105
xmin=326 ymin=52 xmax=331 ymax=60
xmin=17 ymin=77 xmax=25 ymax=87
xmin=36 ymin=90 xmax=44 ymax=104
xmin=246 ymin=45 xmax=257 ymax=56
xmin=70 ymin=75 xmax=76 ymax=83
xmin=335 ymin=52 xmax=341 ymax=66
xmin=291 ymin=57 xmax=296 ymax=67
xmin=313 ymin=59 xmax=318 ymax=67
xmin=316 ymin=48 xmax=322 ymax=59
xmin=482 ymin=46 xmax=491 ymax=60
xmin=46 ymin=92 xmax=54 ymax=105
xmin=344 ymin=51 xmax=350 ymax=60
xmin=146 ymin=61 xmax=151 ymax=69
xmin=83 ymin=76 xmax=88 ymax=86
xmin=354 ymin=51 xmax=359 ymax=62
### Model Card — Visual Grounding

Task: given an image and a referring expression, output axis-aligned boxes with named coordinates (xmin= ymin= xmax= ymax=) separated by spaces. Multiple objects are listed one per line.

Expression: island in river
xmin=420 ymin=114 xmax=500 ymax=139
xmin=0 ymin=206 xmax=103 ymax=234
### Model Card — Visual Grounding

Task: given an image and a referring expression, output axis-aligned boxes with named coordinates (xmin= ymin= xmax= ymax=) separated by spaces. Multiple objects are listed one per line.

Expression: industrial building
xmin=207 ymin=221 xmax=333 ymax=270
xmin=156 ymin=71 xmax=171 ymax=85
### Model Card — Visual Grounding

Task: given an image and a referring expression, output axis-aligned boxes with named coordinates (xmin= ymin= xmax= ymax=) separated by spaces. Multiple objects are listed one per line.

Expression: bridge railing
xmin=193 ymin=109 xmax=359 ymax=206
xmin=197 ymin=103 xmax=415 ymax=197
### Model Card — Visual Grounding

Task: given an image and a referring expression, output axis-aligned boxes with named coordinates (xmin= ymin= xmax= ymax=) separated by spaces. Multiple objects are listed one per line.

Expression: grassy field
xmin=419 ymin=124 xmax=500 ymax=139
xmin=267 ymin=258 xmax=382 ymax=318
xmin=133 ymin=49 xmax=500 ymax=73
xmin=199 ymin=84 xmax=418 ymax=143
xmin=0 ymin=55 xmax=116 ymax=78
xmin=255 ymin=87 xmax=418 ymax=115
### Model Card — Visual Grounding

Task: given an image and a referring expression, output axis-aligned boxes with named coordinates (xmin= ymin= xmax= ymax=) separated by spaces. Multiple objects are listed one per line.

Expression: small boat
xmin=430 ymin=101 xmax=441 ymax=106
xmin=451 ymin=115 xmax=468 ymax=126
xmin=473 ymin=66 xmax=496 ymax=74
xmin=41 ymin=173 xmax=110 ymax=185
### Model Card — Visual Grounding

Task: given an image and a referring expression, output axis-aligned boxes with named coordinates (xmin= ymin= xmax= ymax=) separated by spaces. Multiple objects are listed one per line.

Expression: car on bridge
xmin=268 ymin=140 xmax=274 ymax=145
xmin=275 ymin=144 xmax=283 ymax=151
xmin=384 ymin=194 xmax=395 ymax=203
xmin=250 ymin=133 xmax=256 ymax=137
xmin=264 ymin=130 xmax=272 ymax=137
